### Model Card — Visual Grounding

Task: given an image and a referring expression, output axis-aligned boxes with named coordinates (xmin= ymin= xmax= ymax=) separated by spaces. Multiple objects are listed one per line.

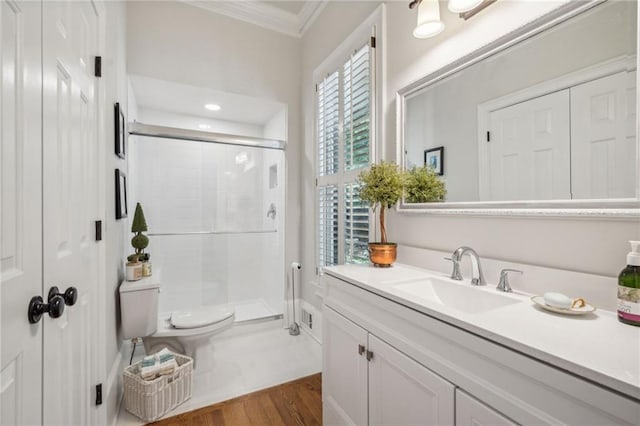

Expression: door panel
xmin=368 ymin=334 xmax=455 ymax=426
xmin=322 ymin=306 xmax=368 ymax=426
xmin=42 ymin=1 xmax=100 ymax=424
xmin=0 ymin=1 xmax=43 ymax=425
xmin=570 ymin=71 xmax=637 ymax=199
xmin=486 ymin=90 xmax=571 ymax=201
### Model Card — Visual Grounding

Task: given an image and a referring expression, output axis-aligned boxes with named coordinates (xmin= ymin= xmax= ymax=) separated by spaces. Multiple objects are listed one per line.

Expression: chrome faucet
xmin=449 ymin=246 xmax=486 ymax=286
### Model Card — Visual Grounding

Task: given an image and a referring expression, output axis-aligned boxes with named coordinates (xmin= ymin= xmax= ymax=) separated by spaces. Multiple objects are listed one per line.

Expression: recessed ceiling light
xmin=198 ymin=124 xmax=211 ymax=130
xmin=204 ymin=103 xmax=221 ymax=111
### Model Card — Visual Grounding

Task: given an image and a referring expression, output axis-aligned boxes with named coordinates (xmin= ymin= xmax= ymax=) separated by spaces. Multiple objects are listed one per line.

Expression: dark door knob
xmin=28 ymin=295 xmax=65 ymax=324
xmin=48 ymin=286 xmax=78 ymax=306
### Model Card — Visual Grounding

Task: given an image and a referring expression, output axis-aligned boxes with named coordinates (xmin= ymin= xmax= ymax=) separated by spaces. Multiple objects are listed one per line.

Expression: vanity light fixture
xmin=409 ymin=0 xmax=497 ymax=38
xmin=204 ymin=103 xmax=221 ymax=111
xmin=412 ymin=0 xmax=445 ymax=39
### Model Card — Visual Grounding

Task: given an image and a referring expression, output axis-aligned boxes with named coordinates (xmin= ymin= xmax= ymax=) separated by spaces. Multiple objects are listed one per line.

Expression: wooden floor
xmin=149 ymin=374 xmax=322 ymax=426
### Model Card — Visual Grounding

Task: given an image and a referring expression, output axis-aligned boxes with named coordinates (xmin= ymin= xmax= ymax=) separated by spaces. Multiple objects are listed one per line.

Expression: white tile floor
xmin=116 ymin=319 xmax=322 ymax=425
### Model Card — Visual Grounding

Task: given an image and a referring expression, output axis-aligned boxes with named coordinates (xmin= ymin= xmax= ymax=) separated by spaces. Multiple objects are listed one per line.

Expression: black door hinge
xmin=486 ymin=131 xmax=491 ymax=142
xmin=95 ymin=383 xmax=102 ymax=406
xmin=370 ymin=36 xmax=376 ymax=48
xmin=95 ymin=220 xmax=102 ymax=241
xmin=94 ymin=56 xmax=102 ymax=78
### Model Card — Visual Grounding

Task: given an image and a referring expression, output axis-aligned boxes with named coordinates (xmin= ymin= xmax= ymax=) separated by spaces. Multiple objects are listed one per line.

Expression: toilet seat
xmin=150 ymin=305 xmax=235 ymax=338
xmin=170 ymin=305 xmax=234 ymax=329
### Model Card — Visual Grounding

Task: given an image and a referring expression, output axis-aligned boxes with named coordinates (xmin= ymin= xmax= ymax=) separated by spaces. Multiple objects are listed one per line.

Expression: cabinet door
xmin=323 ymin=306 xmax=369 ymax=425
xmin=456 ymin=389 xmax=517 ymax=426
xmin=369 ymin=335 xmax=455 ymax=426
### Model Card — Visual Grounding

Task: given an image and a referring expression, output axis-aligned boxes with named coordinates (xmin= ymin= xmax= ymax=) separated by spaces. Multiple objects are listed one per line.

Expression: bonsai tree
xmin=131 ymin=203 xmax=149 ymax=255
xmin=404 ymin=166 xmax=446 ymax=203
xmin=357 ymin=161 xmax=404 ymax=244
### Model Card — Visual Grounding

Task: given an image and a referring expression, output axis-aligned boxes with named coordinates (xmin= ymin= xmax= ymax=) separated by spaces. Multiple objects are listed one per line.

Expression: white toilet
xmin=119 ymin=277 xmax=235 ymax=370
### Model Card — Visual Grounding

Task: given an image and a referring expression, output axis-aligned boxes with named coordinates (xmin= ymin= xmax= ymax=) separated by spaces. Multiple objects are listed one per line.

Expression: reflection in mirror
xmin=402 ymin=0 xmax=637 ymax=204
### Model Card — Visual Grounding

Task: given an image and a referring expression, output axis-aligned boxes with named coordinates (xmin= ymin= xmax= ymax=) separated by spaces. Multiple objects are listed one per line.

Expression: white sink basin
xmin=392 ymin=277 xmax=522 ymax=314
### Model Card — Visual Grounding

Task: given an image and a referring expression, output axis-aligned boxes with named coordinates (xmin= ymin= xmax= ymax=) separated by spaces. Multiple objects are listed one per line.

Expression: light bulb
xmin=448 ymin=0 xmax=484 ymax=14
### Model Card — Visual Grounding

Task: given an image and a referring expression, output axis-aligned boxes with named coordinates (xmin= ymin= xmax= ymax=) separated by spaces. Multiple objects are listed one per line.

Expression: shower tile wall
xmin=134 ymin=136 xmax=284 ymax=318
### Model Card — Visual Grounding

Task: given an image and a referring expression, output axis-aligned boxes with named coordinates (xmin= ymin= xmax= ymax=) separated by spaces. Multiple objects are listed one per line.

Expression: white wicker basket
xmin=123 ymin=353 xmax=194 ymax=422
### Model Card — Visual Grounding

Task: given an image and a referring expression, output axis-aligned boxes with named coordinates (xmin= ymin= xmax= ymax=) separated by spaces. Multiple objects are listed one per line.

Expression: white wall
xmin=300 ymin=0 xmax=640 ymax=314
xmin=126 ymin=1 xmax=302 ymax=294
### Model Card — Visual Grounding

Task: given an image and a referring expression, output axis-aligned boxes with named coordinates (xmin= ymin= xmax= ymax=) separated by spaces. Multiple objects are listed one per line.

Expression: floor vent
xmin=301 ymin=309 xmax=313 ymax=329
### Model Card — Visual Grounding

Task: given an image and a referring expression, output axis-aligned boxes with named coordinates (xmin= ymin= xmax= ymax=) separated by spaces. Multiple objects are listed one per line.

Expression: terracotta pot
xmin=368 ymin=242 xmax=397 ymax=268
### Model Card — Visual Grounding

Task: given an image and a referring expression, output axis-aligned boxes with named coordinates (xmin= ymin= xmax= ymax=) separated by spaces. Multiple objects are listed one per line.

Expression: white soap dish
xmin=531 ymin=296 xmax=597 ymax=315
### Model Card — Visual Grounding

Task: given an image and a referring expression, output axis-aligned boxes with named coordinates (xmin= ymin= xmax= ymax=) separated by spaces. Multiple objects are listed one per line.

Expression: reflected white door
xmin=1 ymin=1 xmax=43 ymax=424
xmin=570 ymin=71 xmax=637 ymax=199
xmin=486 ymin=90 xmax=571 ymax=201
xmin=42 ymin=0 xmax=100 ymax=424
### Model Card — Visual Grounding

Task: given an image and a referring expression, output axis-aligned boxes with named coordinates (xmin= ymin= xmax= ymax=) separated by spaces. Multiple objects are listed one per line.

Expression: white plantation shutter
xmin=318 ymin=185 xmax=339 ymax=267
xmin=318 ymin=71 xmax=340 ymax=177
xmin=344 ymin=45 xmax=370 ymax=172
xmin=344 ymin=183 xmax=369 ymax=264
xmin=316 ymin=40 xmax=374 ymax=269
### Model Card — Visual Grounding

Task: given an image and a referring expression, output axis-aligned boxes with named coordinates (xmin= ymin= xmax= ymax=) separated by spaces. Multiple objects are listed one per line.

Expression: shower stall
xmin=131 ymin=124 xmax=286 ymax=323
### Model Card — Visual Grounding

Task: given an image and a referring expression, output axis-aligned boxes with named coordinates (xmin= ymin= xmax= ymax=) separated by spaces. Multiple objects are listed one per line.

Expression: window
xmin=317 ymin=41 xmax=374 ymax=269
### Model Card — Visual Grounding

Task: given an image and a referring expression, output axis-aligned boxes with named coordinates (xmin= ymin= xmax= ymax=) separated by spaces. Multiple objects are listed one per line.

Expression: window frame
xmin=313 ymin=7 xmax=383 ymax=274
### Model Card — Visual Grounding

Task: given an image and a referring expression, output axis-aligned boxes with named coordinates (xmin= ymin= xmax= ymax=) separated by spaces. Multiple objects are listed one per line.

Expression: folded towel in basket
xmin=140 ymin=355 xmax=159 ymax=380
xmin=156 ymin=348 xmax=178 ymax=376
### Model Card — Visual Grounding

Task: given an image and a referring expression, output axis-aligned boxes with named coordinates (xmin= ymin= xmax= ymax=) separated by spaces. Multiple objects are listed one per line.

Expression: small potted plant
xmin=131 ymin=203 xmax=149 ymax=256
xmin=357 ymin=161 xmax=405 ymax=267
xmin=403 ymin=165 xmax=446 ymax=203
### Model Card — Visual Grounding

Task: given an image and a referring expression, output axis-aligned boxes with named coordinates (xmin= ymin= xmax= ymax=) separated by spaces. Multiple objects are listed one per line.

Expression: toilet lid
xmin=170 ymin=305 xmax=235 ymax=329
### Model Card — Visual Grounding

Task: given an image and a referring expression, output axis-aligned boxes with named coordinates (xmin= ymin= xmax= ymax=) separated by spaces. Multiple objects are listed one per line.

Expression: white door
xmin=1 ymin=1 xmax=44 ymax=425
xmin=455 ymin=390 xmax=516 ymax=426
xmin=570 ymin=71 xmax=637 ymax=199
xmin=485 ymin=90 xmax=571 ymax=201
xmin=322 ymin=306 xmax=368 ymax=426
xmin=368 ymin=334 xmax=455 ymax=426
xmin=42 ymin=1 xmax=101 ymax=424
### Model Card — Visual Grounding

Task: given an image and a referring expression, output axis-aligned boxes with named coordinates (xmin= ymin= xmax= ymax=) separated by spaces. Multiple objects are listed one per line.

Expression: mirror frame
xmin=396 ymin=0 xmax=639 ymax=218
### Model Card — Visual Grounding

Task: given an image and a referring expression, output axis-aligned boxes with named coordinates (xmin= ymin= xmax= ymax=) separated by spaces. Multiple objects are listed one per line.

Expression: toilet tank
xmin=119 ymin=276 xmax=160 ymax=340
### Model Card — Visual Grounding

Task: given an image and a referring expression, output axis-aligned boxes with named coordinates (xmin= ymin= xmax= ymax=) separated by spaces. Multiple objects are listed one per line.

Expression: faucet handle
xmin=497 ymin=269 xmax=523 ymax=292
xmin=444 ymin=257 xmax=463 ymax=281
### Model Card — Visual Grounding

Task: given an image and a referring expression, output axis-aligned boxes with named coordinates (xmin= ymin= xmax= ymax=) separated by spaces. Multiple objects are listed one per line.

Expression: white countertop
xmin=323 ymin=263 xmax=640 ymax=401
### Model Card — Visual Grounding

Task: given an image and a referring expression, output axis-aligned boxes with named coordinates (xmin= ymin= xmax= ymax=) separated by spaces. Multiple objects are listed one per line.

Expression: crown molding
xmin=181 ymin=1 xmax=327 ymax=38
xmin=298 ymin=1 xmax=328 ymax=35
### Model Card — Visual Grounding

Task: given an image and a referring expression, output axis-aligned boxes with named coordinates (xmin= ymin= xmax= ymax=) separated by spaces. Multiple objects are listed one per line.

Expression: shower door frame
xmin=129 ymin=122 xmax=289 ymax=326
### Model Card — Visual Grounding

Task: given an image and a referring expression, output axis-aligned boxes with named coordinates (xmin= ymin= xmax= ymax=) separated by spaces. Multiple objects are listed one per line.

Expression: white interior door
xmin=570 ymin=70 xmax=637 ymax=199
xmin=1 ymin=1 xmax=44 ymax=425
xmin=485 ymin=90 xmax=571 ymax=201
xmin=42 ymin=1 xmax=100 ymax=424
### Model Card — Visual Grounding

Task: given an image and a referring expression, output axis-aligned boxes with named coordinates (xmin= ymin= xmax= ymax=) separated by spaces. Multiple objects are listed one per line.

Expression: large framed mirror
xmin=398 ymin=0 xmax=639 ymax=216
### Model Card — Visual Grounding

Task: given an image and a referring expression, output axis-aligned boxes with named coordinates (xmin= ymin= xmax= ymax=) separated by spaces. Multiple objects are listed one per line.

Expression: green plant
xmin=131 ymin=203 xmax=149 ymax=254
xmin=357 ymin=161 xmax=404 ymax=244
xmin=404 ymin=166 xmax=446 ymax=203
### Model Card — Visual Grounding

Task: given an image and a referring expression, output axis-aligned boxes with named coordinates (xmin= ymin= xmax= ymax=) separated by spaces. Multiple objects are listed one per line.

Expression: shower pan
xmin=130 ymin=123 xmax=286 ymax=323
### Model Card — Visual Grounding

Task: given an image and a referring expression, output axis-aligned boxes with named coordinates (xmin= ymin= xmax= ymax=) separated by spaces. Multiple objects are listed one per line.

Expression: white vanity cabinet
xmin=323 ymin=306 xmax=455 ymax=426
xmin=322 ymin=271 xmax=640 ymax=426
